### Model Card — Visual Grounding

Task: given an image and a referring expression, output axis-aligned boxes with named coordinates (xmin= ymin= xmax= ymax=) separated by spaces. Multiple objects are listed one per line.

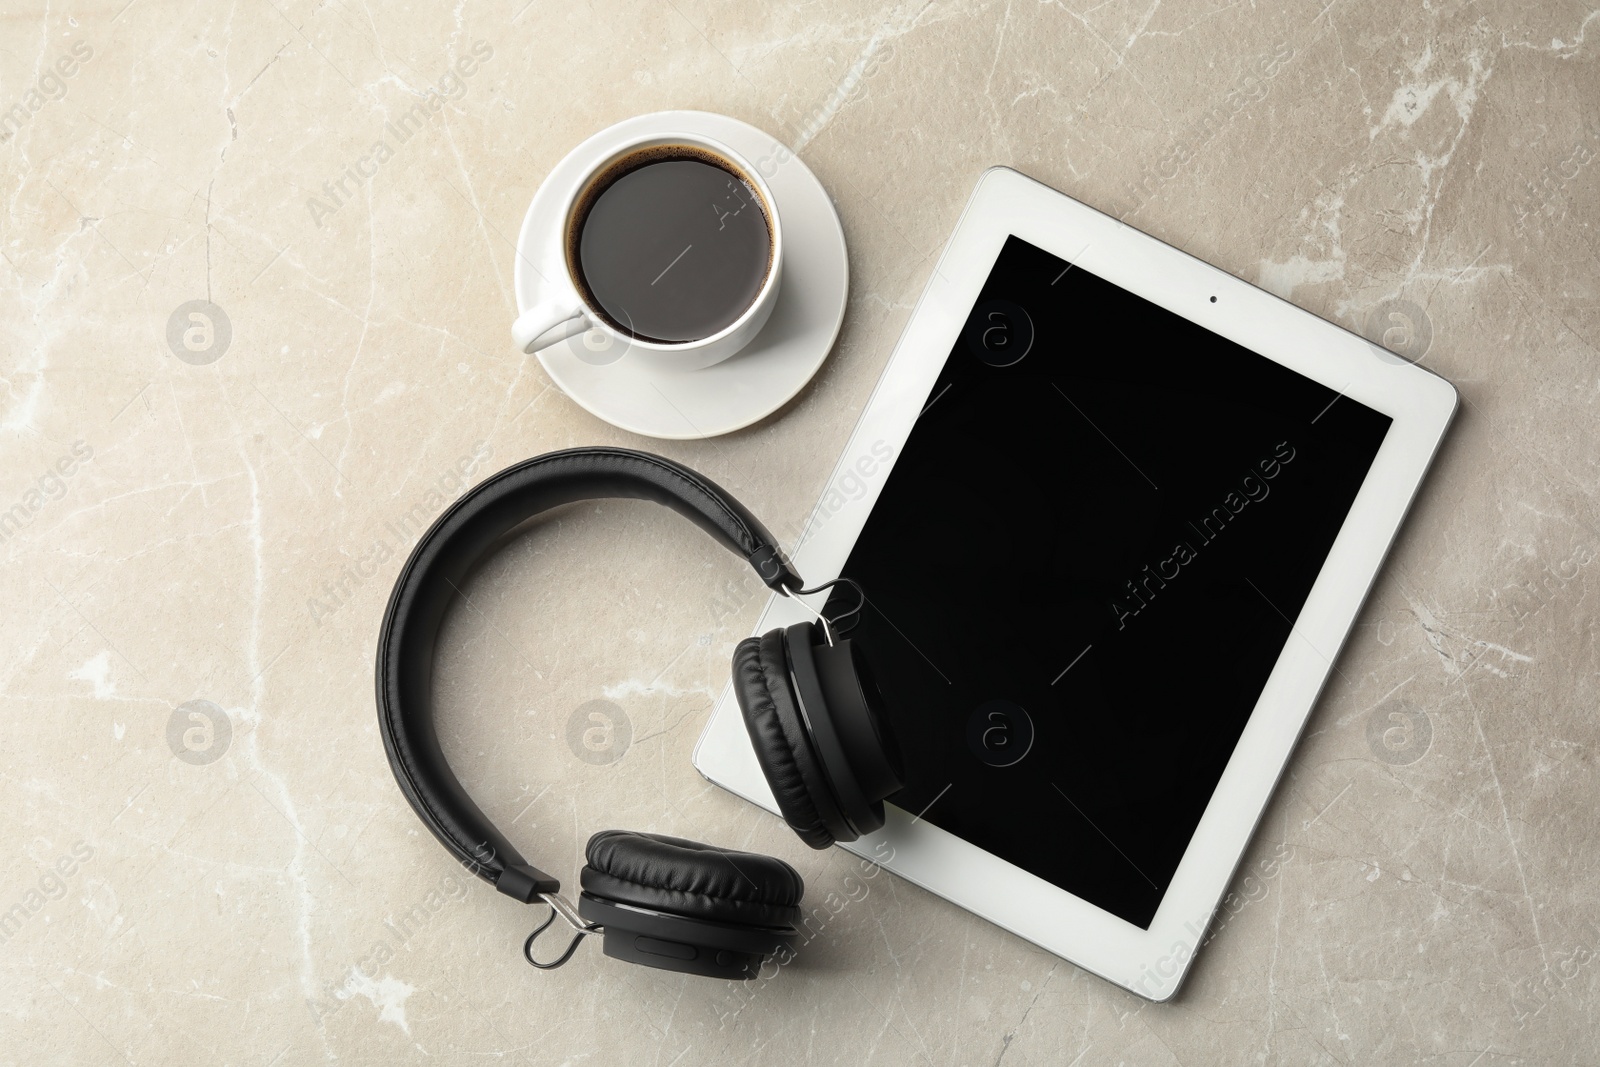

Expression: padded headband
xmin=375 ymin=447 xmax=802 ymax=903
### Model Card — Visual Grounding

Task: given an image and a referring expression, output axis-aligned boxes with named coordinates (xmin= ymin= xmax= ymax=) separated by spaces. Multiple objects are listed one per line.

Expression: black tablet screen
xmin=824 ymin=235 xmax=1391 ymax=928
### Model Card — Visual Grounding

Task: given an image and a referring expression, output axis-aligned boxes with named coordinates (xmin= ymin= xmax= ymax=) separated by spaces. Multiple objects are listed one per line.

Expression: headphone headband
xmin=374 ymin=448 xmax=802 ymax=902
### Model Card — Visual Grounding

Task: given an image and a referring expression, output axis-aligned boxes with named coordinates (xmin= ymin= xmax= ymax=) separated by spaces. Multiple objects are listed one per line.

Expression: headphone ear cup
xmin=578 ymin=830 xmax=803 ymax=979
xmin=731 ymin=630 xmax=851 ymax=849
xmin=787 ymin=623 xmax=905 ymax=831
xmin=780 ymin=623 xmax=901 ymax=839
xmin=580 ymin=830 xmax=803 ymax=925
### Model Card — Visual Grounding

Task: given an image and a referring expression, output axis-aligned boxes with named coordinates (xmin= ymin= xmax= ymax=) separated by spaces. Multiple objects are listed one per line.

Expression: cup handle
xmin=513 ymin=297 xmax=589 ymax=354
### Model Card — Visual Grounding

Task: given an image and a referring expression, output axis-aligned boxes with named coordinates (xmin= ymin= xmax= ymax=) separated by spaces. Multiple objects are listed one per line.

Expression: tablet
xmin=693 ymin=167 xmax=1456 ymax=1000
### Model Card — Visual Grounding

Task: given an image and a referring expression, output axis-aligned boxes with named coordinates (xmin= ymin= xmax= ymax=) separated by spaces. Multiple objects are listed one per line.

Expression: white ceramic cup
xmin=512 ymin=132 xmax=783 ymax=372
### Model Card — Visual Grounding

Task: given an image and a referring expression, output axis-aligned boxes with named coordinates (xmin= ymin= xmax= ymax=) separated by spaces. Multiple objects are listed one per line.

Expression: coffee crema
xmin=568 ymin=145 xmax=773 ymax=344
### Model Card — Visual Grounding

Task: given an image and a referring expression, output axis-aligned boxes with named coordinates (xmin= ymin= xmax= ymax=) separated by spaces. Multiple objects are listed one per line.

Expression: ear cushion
xmin=580 ymin=830 xmax=803 ymax=928
xmin=732 ymin=630 xmax=844 ymax=849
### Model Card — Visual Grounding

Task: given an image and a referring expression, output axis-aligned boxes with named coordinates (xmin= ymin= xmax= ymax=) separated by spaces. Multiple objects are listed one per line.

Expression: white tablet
xmin=693 ymin=167 xmax=1456 ymax=1000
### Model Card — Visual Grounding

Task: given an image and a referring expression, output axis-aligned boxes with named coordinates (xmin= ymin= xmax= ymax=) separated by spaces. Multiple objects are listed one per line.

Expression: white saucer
xmin=513 ymin=111 xmax=849 ymax=440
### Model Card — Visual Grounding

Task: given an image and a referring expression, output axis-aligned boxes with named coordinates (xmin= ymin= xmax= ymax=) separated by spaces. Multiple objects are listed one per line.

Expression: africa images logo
xmin=0 ymin=40 xmax=93 ymax=145
xmin=1110 ymin=441 xmax=1296 ymax=630
xmin=305 ymin=41 xmax=494 ymax=229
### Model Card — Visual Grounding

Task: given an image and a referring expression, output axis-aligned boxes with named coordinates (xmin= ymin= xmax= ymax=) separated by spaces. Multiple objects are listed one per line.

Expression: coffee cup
xmin=512 ymin=132 xmax=783 ymax=371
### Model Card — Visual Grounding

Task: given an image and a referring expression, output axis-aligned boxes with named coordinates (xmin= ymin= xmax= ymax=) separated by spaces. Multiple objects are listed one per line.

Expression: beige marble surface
xmin=2 ymin=0 xmax=1597 ymax=1063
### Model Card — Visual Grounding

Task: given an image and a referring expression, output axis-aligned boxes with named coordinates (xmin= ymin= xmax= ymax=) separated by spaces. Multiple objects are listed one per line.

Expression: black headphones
xmin=375 ymin=447 xmax=905 ymax=979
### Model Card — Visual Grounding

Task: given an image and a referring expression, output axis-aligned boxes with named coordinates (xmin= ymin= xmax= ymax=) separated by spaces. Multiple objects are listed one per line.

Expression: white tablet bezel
xmin=692 ymin=167 xmax=1456 ymax=1001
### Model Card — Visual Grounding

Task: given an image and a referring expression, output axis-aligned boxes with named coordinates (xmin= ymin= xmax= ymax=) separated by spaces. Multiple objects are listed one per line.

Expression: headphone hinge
xmin=495 ymin=862 xmax=561 ymax=902
xmin=749 ymin=544 xmax=801 ymax=592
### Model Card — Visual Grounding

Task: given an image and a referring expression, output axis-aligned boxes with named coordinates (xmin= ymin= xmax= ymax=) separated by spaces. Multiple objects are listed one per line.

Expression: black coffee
xmin=571 ymin=146 xmax=772 ymax=343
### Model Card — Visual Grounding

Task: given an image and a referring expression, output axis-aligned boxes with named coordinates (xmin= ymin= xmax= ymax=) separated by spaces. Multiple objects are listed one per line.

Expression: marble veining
xmin=1 ymin=0 xmax=1596 ymax=1063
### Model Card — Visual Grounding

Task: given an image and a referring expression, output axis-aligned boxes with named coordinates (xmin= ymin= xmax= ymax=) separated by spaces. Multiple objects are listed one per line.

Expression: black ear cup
xmin=733 ymin=622 xmax=906 ymax=849
xmin=577 ymin=831 xmax=803 ymax=978
xmin=732 ymin=630 xmax=850 ymax=847
xmin=780 ymin=623 xmax=905 ymax=838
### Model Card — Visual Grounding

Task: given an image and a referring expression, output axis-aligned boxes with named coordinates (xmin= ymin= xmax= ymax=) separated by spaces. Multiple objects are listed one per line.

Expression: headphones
xmin=375 ymin=447 xmax=905 ymax=979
